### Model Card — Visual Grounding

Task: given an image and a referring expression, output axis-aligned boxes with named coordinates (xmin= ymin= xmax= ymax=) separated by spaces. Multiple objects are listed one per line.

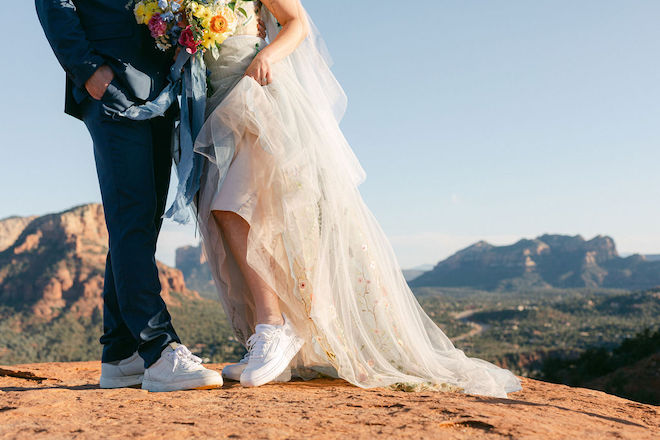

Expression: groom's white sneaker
xmin=240 ymin=314 xmax=304 ymax=387
xmin=222 ymin=352 xmax=291 ymax=382
xmin=141 ymin=343 xmax=223 ymax=392
xmin=99 ymin=351 xmax=144 ymax=389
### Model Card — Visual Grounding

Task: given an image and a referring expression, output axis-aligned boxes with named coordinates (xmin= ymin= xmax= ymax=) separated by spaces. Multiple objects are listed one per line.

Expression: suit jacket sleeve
xmin=35 ymin=0 xmax=107 ymax=89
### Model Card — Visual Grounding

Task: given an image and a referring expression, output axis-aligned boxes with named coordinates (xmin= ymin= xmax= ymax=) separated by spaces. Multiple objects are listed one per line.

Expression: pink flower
xmin=178 ymin=26 xmax=199 ymax=54
xmin=148 ymin=13 xmax=167 ymax=38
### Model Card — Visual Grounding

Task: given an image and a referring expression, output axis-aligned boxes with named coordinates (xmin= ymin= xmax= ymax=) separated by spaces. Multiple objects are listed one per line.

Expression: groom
xmin=35 ymin=0 xmax=223 ymax=391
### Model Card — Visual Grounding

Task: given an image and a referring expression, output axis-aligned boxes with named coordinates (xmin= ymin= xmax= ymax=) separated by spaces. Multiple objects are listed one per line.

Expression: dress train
xmin=192 ymin=20 xmax=521 ymax=398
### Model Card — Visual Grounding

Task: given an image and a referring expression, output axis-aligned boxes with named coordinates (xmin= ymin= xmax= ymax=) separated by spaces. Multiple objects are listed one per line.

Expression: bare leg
xmin=212 ymin=209 xmax=284 ymax=326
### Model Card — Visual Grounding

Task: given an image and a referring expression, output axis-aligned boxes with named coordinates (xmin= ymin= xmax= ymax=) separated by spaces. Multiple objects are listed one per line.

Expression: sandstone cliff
xmin=175 ymin=243 xmax=217 ymax=299
xmin=0 ymin=215 xmax=36 ymax=252
xmin=0 ymin=204 xmax=198 ymax=321
xmin=0 ymin=204 xmax=240 ymax=366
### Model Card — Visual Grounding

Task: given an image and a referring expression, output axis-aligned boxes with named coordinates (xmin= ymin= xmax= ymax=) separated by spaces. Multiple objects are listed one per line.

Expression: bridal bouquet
xmin=131 ymin=0 xmax=254 ymax=55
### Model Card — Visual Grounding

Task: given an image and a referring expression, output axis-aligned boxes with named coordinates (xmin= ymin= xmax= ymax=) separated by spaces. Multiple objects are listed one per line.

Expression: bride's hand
xmin=244 ymin=52 xmax=273 ymax=86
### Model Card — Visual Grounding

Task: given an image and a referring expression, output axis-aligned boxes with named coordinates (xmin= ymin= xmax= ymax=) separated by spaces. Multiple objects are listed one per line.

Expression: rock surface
xmin=0 ymin=362 xmax=657 ymax=439
xmin=0 ymin=215 xmax=36 ymax=253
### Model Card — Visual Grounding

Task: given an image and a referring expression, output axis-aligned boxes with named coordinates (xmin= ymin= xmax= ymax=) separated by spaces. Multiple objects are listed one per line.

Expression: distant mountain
xmin=645 ymin=254 xmax=660 ymax=262
xmin=402 ymin=270 xmax=425 ymax=282
xmin=0 ymin=204 xmax=245 ymax=365
xmin=0 ymin=204 xmax=197 ymax=321
xmin=175 ymin=244 xmax=217 ymax=299
xmin=402 ymin=264 xmax=433 ymax=282
xmin=176 ymin=245 xmax=434 ymax=290
xmin=0 ymin=215 xmax=36 ymax=252
xmin=410 ymin=234 xmax=660 ymax=291
xmin=408 ymin=264 xmax=435 ymax=272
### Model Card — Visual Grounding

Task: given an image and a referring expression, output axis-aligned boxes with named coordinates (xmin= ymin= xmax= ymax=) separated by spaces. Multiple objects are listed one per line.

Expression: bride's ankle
xmin=257 ymin=315 xmax=284 ymax=326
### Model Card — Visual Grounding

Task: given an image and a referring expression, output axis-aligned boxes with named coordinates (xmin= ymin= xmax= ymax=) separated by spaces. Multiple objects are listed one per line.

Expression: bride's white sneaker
xmin=222 ymin=352 xmax=292 ymax=382
xmin=240 ymin=314 xmax=304 ymax=387
xmin=99 ymin=351 xmax=144 ymax=389
xmin=141 ymin=343 xmax=223 ymax=392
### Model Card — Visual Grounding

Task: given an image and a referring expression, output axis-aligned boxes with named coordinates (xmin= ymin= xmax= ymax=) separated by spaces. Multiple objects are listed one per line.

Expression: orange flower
xmin=210 ymin=15 xmax=228 ymax=33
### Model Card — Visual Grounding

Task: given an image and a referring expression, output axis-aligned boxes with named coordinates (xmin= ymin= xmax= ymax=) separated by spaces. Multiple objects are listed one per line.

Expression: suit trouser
xmin=81 ymin=97 xmax=180 ymax=368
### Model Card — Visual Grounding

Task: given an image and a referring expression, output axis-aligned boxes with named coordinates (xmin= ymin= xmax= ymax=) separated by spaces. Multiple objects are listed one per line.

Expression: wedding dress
xmin=193 ymin=1 xmax=521 ymax=397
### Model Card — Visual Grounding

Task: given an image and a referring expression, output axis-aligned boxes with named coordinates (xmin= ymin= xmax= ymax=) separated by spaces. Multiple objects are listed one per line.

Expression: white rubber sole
xmin=99 ymin=374 xmax=144 ymax=389
xmin=223 ymin=365 xmax=291 ymax=383
xmin=142 ymin=375 xmax=224 ymax=392
xmin=240 ymin=337 xmax=304 ymax=387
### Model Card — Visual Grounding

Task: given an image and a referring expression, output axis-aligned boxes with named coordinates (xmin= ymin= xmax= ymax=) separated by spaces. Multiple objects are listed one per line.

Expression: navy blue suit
xmin=36 ymin=0 xmax=181 ymax=367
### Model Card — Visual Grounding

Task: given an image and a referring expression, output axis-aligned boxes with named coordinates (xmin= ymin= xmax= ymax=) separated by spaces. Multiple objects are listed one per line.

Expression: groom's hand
xmin=85 ymin=65 xmax=114 ymax=100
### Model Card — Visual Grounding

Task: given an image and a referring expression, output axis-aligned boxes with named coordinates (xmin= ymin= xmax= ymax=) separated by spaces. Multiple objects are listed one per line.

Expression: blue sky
xmin=2 ymin=1 xmax=659 ymax=268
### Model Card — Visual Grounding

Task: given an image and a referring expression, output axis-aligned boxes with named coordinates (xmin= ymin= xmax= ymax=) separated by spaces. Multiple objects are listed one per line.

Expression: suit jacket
xmin=35 ymin=0 xmax=174 ymax=120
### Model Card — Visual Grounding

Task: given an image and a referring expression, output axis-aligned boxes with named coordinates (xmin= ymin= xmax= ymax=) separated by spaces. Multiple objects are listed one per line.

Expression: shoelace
xmin=167 ymin=345 xmax=203 ymax=371
xmin=246 ymin=329 xmax=279 ymax=361
xmin=238 ymin=351 xmax=250 ymax=364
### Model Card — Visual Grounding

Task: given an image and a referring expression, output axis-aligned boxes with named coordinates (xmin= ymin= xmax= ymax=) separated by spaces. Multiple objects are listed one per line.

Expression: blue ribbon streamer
xmin=116 ymin=50 xmax=207 ymax=225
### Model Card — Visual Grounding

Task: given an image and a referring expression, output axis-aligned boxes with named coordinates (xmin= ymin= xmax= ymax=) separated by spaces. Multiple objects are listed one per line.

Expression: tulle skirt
xmin=194 ymin=35 xmax=522 ymax=397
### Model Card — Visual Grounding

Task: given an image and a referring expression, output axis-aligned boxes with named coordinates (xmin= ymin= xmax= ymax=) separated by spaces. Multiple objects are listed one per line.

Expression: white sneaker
xmin=240 ymin=314 xmax=304 ymax=387
xmin=100 ymin=351 xmax=144 ymax=389
xmin=222 ymin=352 xmax=292 ymax=382
xmin=141 ymin=343 xmax=223 ymax=392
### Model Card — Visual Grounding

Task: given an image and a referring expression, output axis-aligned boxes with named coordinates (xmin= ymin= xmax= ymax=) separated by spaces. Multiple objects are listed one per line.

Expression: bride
xmin=185 ymin=0 xmax=521 ymax=397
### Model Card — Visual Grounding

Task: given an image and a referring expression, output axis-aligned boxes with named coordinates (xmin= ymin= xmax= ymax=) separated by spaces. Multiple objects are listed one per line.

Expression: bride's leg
xmin=212 ymin=209 xmax=284 ymax=326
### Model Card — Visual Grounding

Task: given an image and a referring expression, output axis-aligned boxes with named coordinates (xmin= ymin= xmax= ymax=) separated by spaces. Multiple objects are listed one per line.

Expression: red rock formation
xmin=412 ymin=233 xmax=660 ymax=290
xmin=0 ymin=214 xmax=36 ymax=252
xmin=175 ymin=244 xmax=217 ymax=299
xmin=0 ymin=204 xmax=198 ymax=321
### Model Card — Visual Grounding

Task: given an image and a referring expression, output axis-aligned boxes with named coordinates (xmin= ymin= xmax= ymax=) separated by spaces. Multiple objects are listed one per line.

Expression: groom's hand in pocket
xmin=85 ymin=65 xmax=115 ymax=100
